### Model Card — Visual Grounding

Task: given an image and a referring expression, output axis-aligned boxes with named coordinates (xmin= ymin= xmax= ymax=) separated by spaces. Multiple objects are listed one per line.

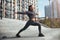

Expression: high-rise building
xmin=0 ymin=0 xmax=2 ymax=19
xmin=45 ymin=4 xmax=52 ymax=18
xmin=45 ymin=0 xmax=60 ymax=19
xmin=2 ymin=0 xmax=38 ymax=20
xmin=57 ymin=0 xmax=60 ymax=18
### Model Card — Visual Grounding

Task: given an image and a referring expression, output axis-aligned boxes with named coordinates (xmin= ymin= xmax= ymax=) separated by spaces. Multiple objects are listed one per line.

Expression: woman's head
xmin=28 ymin=5 xmax=35 ymax=11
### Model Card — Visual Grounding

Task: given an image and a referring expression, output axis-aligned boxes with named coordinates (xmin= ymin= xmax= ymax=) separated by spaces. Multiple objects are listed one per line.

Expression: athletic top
xmin=17 ymin=11 xmax=37 ymax=20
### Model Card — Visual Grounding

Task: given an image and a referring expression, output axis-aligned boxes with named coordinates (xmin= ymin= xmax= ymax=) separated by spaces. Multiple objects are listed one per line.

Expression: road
xmin=0 ymin=18 xmax=60 ymax=40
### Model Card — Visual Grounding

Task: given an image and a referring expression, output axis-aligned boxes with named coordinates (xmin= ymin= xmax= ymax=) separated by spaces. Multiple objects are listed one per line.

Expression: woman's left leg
xmin=31 ymin=21 xmax=44 ymax=37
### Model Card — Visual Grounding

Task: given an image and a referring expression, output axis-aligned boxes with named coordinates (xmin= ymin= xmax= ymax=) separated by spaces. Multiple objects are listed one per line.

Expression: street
xmin=0 ymin=18 xmax=60 ymax=40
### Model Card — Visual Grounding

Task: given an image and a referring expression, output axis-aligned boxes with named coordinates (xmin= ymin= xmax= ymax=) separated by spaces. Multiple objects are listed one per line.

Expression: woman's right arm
xmin=17 ymin=12 xmax=24 ymax=14
xmin=17 ymin=11 xmax=32 ymax=15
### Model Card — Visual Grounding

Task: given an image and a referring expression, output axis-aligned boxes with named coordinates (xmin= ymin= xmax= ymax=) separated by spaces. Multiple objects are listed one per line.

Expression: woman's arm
xmin=17 ymin=11 xmax=36 ymax=15
xmin=17 ymin=12 xmax=26 ymax=14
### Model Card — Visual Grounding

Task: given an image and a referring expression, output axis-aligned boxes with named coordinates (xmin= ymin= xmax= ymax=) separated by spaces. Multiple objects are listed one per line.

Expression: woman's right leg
xmin=16 ymin=21 xmax=30 ymax=37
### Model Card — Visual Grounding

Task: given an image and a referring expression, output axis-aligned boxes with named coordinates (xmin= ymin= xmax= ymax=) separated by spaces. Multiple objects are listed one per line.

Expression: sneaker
xmin=38 ymin=33 xmax=44 ymax=37
xmin=16 ymin=34 xmax=21 ymax=37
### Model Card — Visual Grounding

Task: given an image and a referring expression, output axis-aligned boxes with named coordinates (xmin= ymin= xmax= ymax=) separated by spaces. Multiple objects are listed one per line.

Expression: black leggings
xmin=17 ymin=20 xmax=41 ymax=34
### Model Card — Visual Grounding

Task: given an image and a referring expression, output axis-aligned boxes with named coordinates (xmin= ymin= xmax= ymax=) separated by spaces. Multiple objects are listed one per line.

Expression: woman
xmin=16 ymin=5 xmax=44 ymax=37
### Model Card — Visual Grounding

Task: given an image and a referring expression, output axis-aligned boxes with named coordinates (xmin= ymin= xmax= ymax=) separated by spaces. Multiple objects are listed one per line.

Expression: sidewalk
xmin=0 ymin=18 xmax=60 ymax=40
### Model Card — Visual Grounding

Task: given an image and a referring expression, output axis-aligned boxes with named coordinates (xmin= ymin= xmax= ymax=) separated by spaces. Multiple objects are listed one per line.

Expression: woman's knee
xmin=37 ymin=23 xmax=41 ymax=26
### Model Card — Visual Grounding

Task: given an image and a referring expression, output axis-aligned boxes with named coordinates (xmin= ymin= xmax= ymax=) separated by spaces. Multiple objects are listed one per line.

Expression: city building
xmin=45 ymin=4 xmax=52 ymax=18
xmin=0 ymin=0 xmax=2 ymax=19
xmin=2 ymin=0 xmax=38 ymax=20
xmin=57 ymin=0 xmax=60 ymax=18
xmin=45 ymin=0 xmax=60 ymax=19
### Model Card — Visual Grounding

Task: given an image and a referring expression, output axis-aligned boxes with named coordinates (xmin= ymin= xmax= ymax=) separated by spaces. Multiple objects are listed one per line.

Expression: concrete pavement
xmin=0 ymin=18 xmax=60 ymax=40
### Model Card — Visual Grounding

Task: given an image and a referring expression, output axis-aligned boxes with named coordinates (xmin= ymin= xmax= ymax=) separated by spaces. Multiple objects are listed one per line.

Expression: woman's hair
xmin=28 ymin=5 xmax=32 ymax=11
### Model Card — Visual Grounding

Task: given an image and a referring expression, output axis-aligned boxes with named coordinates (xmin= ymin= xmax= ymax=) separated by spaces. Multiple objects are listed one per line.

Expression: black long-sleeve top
xmin=17 ymin=11 xmax=36 ymax=20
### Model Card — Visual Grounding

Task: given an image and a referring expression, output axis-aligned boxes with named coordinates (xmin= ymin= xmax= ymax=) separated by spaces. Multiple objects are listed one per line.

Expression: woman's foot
xmin=38 ymin=33 xmax=44 ymax=37
xmin=16 ymin=34 xmax=21 ymax=37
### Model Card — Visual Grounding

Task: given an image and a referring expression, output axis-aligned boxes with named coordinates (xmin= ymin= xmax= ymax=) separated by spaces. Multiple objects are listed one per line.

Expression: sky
xmin=38 ymin=0 xmax=49 ymax=17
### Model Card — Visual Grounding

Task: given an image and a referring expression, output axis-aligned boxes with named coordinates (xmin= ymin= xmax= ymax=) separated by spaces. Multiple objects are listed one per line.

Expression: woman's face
xmin=30 ymin=5 xmax=35 ymax=11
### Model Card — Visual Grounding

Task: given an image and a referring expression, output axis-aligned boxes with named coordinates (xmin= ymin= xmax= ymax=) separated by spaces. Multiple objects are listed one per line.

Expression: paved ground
xmin=0 ymin=18 xmax=60 ymax=40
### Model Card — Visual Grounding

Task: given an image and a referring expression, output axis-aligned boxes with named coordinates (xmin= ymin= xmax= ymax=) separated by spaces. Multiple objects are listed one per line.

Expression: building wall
xmin=53 ymin=0 xmax=60 ymax=18
xmin=0 ymin=0 xmax=2 ymax=17
xmin=2 ymin=0 xmax=38 ymax=20
xmin=52 ymin=1 xmax=58 ymax=18
xmin=58 ymin=0 xmax=60 ymax=18
xmin=45 ymin=4 xmax=53 ymax=18
xmin=45 ymin=0 xmax=60 ymax=19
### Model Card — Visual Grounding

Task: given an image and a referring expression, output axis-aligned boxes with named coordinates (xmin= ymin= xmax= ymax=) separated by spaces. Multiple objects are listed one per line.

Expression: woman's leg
xmin=31 ymin=21 xmax=44 ymax=37
xmin=16 ymin=21 xmax=30 ymax=37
